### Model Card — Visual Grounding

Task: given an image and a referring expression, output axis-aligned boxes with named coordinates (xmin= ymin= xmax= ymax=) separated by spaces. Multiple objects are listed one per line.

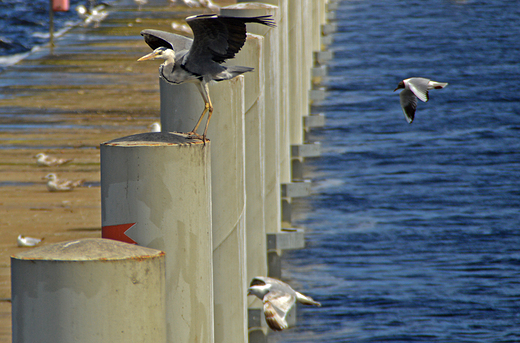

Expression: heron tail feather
xmin=215 ymin=66 xmax=254 ymax=81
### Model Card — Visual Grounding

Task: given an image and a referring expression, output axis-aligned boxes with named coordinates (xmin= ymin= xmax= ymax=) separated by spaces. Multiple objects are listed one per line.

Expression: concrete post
xmin=160 ymin=77 xmax=248 ymax=343
xmin=236 ymin=2 xmax=285 ymax=237
xmin=11 ymin=238 xmax=166 ymax=343
xmin=245 ymin=0 xmax=291 ymax=186
xmin=287 ymin=0 xmax=304 ymax=148
xmin=100 ymin=132 xmax=214 ymax=343
xmin=221 ymin=2 xmax=281 ymax=295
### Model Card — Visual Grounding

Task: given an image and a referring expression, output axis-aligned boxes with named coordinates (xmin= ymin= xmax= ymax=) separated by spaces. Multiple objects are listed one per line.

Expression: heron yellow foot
xmin=186 ymin=131 xmax=204 ymax=140
xmin=186 ymin=132 xmax=209 ymax=146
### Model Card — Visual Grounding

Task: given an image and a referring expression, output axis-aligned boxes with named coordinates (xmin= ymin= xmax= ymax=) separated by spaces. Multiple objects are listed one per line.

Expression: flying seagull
xmin=138 ymin=14 xmax=276 ymax=141
xmin=34 ymin=153 xmax=73 ymax=167
xmin=247 ymin=276 xmax=321 ymax=331
xmin=394 ymin=77 xmax=448 ymax=123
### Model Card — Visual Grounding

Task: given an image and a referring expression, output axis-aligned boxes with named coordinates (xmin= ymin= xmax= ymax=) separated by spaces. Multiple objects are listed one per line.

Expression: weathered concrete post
xmin=287 ymin=0 xmax=304 ymax=147
xmin=221 ymin=2 xmax=279 ymax=296
xmin=11 ymin=238 xmax=166 ymax=343
xmin=100 ymin=132 xmax=214 ymax=343
xmin=236 ymin=1 xmax=285 ymax=238
xmin=160 ymin=77 xmax=248 ymax=343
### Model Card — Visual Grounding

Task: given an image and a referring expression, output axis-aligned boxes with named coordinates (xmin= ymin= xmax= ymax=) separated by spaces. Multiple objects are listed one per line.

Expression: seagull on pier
xmin=17 ymin=235 xmax=44 ymax=247
xmin=35 ymin=153 xmax=73 ymax=167
xmin=75 ymin=3 xmax=109 ymax=28
xmin=43 ymin=173 xmax=84 ymax=192
xmin=137 ymin=14 xmax=276 ymax=141
xmin=248 ymin=276 xmax=321 ymax=331
xmin=394 ymin=77 xmax=448 ymax=123
xmin=149 ymin=122 xmax=161 ymax=132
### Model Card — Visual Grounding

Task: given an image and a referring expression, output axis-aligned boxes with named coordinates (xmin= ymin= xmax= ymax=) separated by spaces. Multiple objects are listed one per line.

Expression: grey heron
xmin=394 ymin=77 xmax=448 ymax=123
xmin=248 ymin=276 xmax=321 ymax=331
xmin=137 ymin=14 xmax=276 ymax=141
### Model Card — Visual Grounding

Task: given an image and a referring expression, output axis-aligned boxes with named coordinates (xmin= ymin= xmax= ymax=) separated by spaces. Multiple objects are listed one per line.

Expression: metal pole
xmin=49 ymin=0 xmax=54 ymax=54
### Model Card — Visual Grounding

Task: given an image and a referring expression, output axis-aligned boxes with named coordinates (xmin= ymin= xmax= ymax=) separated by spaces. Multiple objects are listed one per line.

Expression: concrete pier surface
xmin=0 ymin=1 xmax=233 ymax=341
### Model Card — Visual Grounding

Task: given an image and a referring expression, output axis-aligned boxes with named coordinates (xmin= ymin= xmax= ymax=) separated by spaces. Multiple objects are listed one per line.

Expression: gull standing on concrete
xmin=138 ymin=14 xmax=276 ymax=141
xmin=394 ymin=77 xmax=448 ymax=123
xmin=247 ymin=276 xmax=321 ymax=331
xmin=43 ymin=173 xmax=84 ymax=192
xmin=35 ymin=153 xmax=73 ymax=167
xmin=149 ymin=122 xmax=161 ymax=132
xmin=17 ymin=235 xmax=44 ymax=247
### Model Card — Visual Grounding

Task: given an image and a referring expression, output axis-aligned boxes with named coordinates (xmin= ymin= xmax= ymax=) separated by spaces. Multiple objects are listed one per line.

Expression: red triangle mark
xmin=102 ymin=223 xmax=137 ymax=244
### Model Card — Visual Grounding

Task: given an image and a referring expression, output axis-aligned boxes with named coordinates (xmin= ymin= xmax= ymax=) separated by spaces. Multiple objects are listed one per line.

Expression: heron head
xmin=394 ymin=80 xmax=405 ymax=92
xmin=137 ymin=47 xmax=175 ymax=63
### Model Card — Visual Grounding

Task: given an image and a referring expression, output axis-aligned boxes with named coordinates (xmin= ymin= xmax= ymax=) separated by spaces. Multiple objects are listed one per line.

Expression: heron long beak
xmin=137 ymin=51 xmax=159 ymax=62
xmin=393 ymin=87 xmax=399 ymax=92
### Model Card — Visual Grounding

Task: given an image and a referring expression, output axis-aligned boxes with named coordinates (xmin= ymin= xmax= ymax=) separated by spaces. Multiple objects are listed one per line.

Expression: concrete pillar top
xmin=12 ymin=238 xmax=164 ymax=261
xmin=103 ymin=132 xmax=205 ymax=147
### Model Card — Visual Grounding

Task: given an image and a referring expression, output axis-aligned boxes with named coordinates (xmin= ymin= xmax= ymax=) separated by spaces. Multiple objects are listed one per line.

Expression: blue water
xmin=275 ymin=1 xmax=520 ymax=342
xmin=0 ymin=0 xmax=86 ymax=59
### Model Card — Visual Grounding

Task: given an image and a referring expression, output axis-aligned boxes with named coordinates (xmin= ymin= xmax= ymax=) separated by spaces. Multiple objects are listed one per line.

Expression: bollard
xmin=287 ymin=0 xmax=305 ymax=147
xmin=100 ymin=132 xmax=214 ymax=343
xmin=240 ymin=0 xmax=291 ymax=186
xmin=160 ymin=77 xmax=248 ymax=343
xmin=11 ymin=238 xmax=166 ymax=343
xmin=221 ymin=2 xmax=279 ymax=298
xmin=235 ymin=2 xmax=284 ymax=237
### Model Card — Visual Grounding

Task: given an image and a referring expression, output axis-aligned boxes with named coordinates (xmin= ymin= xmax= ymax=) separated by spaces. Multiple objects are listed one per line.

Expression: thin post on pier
xmin=49 ymin=0 xmax=54 ymax=53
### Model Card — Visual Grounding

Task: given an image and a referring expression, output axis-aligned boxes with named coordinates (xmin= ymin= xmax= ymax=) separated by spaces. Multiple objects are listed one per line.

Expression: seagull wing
xmin=185 ymin=14 xmax=275 ymax=69
xmin=263 ymin=290 xmax=295 ymax=331
xmin=141 ymin=29 xmax=193 ymax=51
xmin=399 ymin=89 xmax=418 ymax=124
xmin=407 ymin=77 xmax=430 ymax=102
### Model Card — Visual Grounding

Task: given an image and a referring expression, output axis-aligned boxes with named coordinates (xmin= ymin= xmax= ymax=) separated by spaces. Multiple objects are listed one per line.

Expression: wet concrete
xmin=0 ymin=1 xmax=233 ymax=340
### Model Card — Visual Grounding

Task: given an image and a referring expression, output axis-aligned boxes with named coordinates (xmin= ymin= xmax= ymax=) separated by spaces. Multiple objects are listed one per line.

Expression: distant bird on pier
xmin=134 ymin=0 xmax=148 ymax=11
xmin=171 ymin=22 xmax=193 ymax=36
xmin=43 ymin=173 xmax=85 ymax=192
xmin=17 ymin=235 xmax=44 ymax=247
xmin=170 ymin=0 xmax=218 ymax=9
xmin=75 ymin=3 xmax=109 ymax=28
xmin=149 ymin=122 xmax=161 ymax=132
xmin=138 ymin=14 xmax=276 ymax=141
xmin=248 ymin=276 xmax=321 ymax=331
xmin=394 ymin=77 xmax=448 ymax=123
xmin=34 ymin=153 xmax=73 ymax=167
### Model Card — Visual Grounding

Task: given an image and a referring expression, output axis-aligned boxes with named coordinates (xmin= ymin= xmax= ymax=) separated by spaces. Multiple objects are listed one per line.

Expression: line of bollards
xmin=10 ymin=0 xmax=338 ymax=342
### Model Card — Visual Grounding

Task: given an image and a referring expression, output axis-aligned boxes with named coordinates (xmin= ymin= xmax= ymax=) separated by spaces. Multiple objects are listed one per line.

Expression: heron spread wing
xmin=141 ymin=29 xmax=193 ymax=51
xmin=185 ymin=14 xmax=275 ymax=67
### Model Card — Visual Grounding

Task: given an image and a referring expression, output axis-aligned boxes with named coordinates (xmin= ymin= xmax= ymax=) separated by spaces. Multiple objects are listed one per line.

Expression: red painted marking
xmin=102 ymin=223 xmax=137 ymax=244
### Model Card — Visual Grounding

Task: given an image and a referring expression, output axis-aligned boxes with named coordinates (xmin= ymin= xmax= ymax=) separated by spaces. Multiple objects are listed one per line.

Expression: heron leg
xmin=201 ymin=93 xmax=214 ymax=141
xmin=188 ymin=105 xmax=208 ymax=140
xmin=187 ymin=82 xmax=212 ymax=142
